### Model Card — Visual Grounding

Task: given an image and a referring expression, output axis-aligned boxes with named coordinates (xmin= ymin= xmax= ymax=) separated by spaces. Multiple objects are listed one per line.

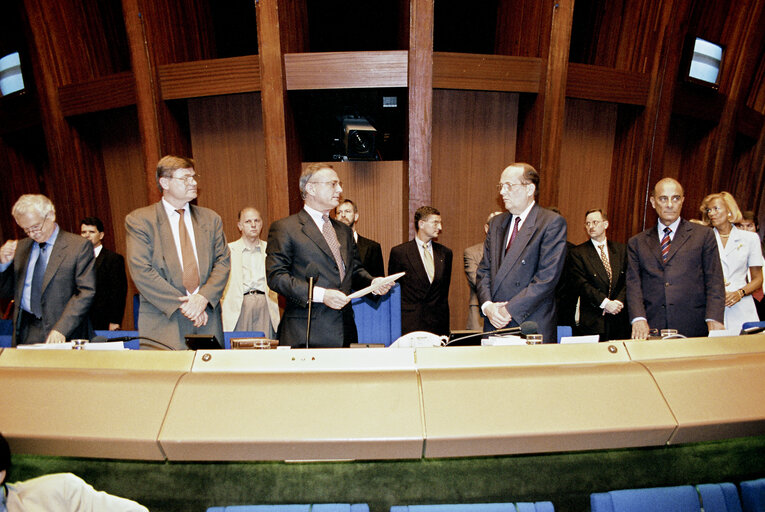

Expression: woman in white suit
xmin=701 ymin=192 xmax=763 ymax=333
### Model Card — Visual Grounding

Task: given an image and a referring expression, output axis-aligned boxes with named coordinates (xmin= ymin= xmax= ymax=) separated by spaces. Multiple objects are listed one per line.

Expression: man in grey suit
xmin=0 ymin=194 xmax=95 ymax=345
xmin=266 ymin=163 xmax=392 ymax=348
xmin=627 ymin=177 xmax=725 ymax=339
xmin=476 ymin=163 xmax=568 ymax=343
xmin=464 ymin=211 xmax=502 ymax=330
xmin=125 ymin=155 xmax=230 ymax=349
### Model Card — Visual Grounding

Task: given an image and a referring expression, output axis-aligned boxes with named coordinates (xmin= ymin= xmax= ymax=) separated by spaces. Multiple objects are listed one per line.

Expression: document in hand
xmin=346 ymin=271 xmax=405 ymax=300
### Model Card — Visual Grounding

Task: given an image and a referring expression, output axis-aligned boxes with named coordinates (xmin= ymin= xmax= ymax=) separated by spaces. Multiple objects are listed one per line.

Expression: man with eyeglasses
xmin=125 ymin=155 xmax=231 ymax=349
xmin=267 ymin=163 xmax=392 ymax=348
xmin=626 ymin=177 xmax=725 ymax=339
xmin=0 ymin=194 xmax=95 ymax=345
xmin=476 ymin=162 xmax=567 ymax=343
xmin=389 ymin=206 xmax=453 ymax=336
xmin=568 ymin=209 xmax=630 ymax=341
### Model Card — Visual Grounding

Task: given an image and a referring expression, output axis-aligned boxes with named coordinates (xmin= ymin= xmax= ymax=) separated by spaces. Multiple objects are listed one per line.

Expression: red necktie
xmin=505 ymin=217 xmax=521 ymax=255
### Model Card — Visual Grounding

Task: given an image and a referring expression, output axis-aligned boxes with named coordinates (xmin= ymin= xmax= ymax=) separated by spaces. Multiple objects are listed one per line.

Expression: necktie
xmin=505 ymin=217 xmax=521 ymax=254
xmin=661 ymin=227 xmax=672 ymax=263
xmin=176 ymin=209 xmax=200 ymax=293
xmin=322 ymin=214 xmax=345 ymax=280
xmin=422 ymin=244 xmax=434 ymax=282
xmin=598 ymin=244 xmax=612 ymax=284
xmin=30 ymin=242 xmax=47 ymax=318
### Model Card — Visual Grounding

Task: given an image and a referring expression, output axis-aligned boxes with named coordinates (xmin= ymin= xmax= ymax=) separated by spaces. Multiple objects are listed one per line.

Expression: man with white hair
xmin=0 ymin=194 xmax=96 ymax=345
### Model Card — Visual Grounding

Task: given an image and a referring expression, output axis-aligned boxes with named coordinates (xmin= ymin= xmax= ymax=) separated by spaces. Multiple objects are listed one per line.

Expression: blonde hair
xmin=700 ymin=191 xmax=742 ymax=225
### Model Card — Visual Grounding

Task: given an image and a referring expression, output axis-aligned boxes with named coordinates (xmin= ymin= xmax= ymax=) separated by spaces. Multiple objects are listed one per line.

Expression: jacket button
xmin=665 ymin=282 xmax=670 ymax=287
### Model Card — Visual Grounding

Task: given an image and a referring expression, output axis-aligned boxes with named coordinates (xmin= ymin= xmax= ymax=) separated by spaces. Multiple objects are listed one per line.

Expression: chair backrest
xmin=0 ymin=335 xmax=12 ymax=348
xmin=741 ymin=321 xmax=765 ymax=331
xmin=206 ymin=505 xmax=368 ymax=512
xmin=223 ymin=331 xmax=266 ymax=349
xmin=351 ymin=283 xmax=401 ymax=346
xmin=556 ymin=325 xmax=572 ymax=342
xmin=740 ymin=478 xmax=765 ymax=512
xmin=133 ymin=293 xmax=140 ymax=330
xmin=390 ymin=503 xmax=553 ymax=512
xmin=0 ymin=318 xmax=12 ymax=335
xmin=93 ymin=330 xmax=140 ymax=350
xmin=697 ymin=483 xmax=743 ymax=512
xmin=591 ymin=486 xmax=700 ymax=512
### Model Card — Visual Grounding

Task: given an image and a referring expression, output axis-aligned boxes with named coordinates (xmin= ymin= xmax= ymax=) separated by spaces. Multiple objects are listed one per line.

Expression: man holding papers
xmin=266 ymin=163 xmax=392 ymax=347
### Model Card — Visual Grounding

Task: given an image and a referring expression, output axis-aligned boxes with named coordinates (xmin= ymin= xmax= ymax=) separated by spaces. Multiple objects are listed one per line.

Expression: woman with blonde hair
xmin=700 ymin=191 xmax=763 ymax=332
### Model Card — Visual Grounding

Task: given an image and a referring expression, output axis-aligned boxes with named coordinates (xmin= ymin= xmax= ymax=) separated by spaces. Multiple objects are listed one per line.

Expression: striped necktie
xmin=661 ymin=227 xmax=672 ymax=263
xmin=176 ymin=209 xmax=200 ymax=293
xmin=322 ymin=214 xmax=346 ymax=280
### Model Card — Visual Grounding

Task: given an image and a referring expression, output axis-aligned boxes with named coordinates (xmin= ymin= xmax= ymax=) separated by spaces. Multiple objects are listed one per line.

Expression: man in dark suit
xmin=389 ymin=206 xmax=453 ymax=336
xmin=476 ymin=163 xmax=567 ymax=343
xmin=627 ymin=177 xmax=725 ymax=339
xmin=126 ymin=155 xmax=231 ymax=349
xmin=569 ymin=209 xmax=630 ymax=341
xmin=335 ymin=199 xmax=385 ymax=277
xmin=0 ymin=194 xmax=95 ymax=345
xmin=266 ymin=163 xmax=392 ymax=348
xmin=81 ymin=216 xmax=127 ymax=331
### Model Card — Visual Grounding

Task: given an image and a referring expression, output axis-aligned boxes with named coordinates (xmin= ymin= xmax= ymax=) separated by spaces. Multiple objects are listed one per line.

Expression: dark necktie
xmin=322 ymin=214 xmax=346 ymax=280
xmin=30 ymin=242 xmax=47 ymax=318
xmin=661 ymin=227 xmax=672 ymax=263
xmin=505 ymin=217 xmax=521 ymax=255
xmin=176 ymin=209 xmax=200 ymax=293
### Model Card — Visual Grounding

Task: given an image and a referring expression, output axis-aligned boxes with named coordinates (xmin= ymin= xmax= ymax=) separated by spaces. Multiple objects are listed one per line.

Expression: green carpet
xmin=9 ymin=436 xmax=765 ymax=512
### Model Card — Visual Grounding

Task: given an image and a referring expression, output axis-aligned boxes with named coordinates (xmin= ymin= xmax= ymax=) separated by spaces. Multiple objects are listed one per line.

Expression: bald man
xmin=626 ymin=178 xmax=725 ymax=339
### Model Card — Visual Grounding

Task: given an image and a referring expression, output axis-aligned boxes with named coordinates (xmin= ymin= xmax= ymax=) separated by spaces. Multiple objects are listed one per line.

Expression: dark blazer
xmin=356 ymin=234 xmax=385 ymax=277
xmin=90 ymin=247 xmax=128 ymax=330
xmin=626 ymin=219 xmax=725 ymax=338
xmin=125 ymin=202 xmax=231 ymax=349
xmin=554 ymin=240 xmax=578 ymax=328
xmin=0 ymin=229 xmax=95 ymax=345
xmin=266 ymin=209 xmax=374 ymax=348
xmin=569 ymin=239 xmax=630 ymax=341
xmin=388 ymin=239 xmax=452 ymax=336
xmin=476 ymin=205 xmax=567 ymax=343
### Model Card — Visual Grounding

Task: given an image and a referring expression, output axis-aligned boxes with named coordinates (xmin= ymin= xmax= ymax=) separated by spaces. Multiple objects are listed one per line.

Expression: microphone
xmin=305 ymin=263 xmax=321 ymax=349
xmin=445 ymin=321 xmax=539 ymax=346
xmin=91 ymin=335 xmax=175 ymax=350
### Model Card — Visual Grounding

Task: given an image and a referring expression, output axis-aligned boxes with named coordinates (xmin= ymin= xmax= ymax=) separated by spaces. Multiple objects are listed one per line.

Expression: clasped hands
xmin=323 ymin=277 xmax=394 ymax=310
xmin=179 ymin=293 xmax=209 ymax=327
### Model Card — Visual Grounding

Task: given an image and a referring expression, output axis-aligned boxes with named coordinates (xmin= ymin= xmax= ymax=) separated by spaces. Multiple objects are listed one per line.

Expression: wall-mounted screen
xmin=0 ymin=52 xmax=25 ymax=97
xmin=687 ymin=38 xmax=723 ymax=87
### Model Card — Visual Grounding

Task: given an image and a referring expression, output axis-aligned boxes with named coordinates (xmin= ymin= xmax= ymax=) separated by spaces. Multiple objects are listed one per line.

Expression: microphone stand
xmin=306 ymin=275 xmax=315 ymax=348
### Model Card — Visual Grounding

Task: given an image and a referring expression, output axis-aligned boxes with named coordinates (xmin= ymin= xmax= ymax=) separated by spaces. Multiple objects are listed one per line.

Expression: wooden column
xmin=257 ymin=0 xmax=291 ymax=222
xmin=538 ymin=0 xmax=575 ymax=206
xmin=407 ymin=0 xmax=434 ymax=239
xmin=122 ymin=0 xmax=162 ymax=204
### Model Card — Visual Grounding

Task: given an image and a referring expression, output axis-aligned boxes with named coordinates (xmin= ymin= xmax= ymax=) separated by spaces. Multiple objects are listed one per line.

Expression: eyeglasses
xmin=310 ymin=180 xmax=343 ymax=189
xmin=584 ymin=220 xmax=602 ymax=227
xmin=170 ymin=174 xmax=199 ymax=184
xmin=656 ymin=195 xmax=682 ymax=204
xmin=22 ymin=214 xmax=49 ymax=234
xmin=497 ymin=182 xmax=528 ymax=192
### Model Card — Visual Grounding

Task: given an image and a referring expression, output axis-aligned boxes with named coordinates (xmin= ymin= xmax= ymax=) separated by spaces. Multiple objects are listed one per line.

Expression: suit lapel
xmin=664 ymin=219 xmax=690 ymax=263
xmin=41 ymin=231 xmax=68 ymax=294
xmin=190 ymin=205 xmax=210 ymax=277
xmin=496 ymin=205 xmax=537 ymax=286
xmin=156 ymin=202 xmax=184 ymax=284
xmin=298 ymin=209 xmax=339 ymax=268
xmin=585 ymin=242 xmax=610 ymax=287
xmin=407 ymin=239 xmax=430 ymax=287
xmin=642 ymin=227 xmax=663 ymax=267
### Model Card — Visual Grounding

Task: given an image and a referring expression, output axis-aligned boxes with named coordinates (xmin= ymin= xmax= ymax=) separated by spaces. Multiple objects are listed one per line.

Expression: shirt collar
xmin=590 ymin=238 xmax=608 ymax=250
xmin=512 ymin=200 xmax=536 ymax=225
xmin=303 ymin=204 xmax=329 ymax=227
xmin=162 ymin=197 xmax=189 ymax=217
xmin=658 ymin=217 xmax=682 ymax=238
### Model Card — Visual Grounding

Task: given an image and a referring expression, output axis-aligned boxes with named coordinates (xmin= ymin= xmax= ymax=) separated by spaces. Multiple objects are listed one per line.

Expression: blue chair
xmin=741 ymin=321 xmax=765 ymax=334
xmin=351 ymin=283 xmax=401 ymax=346
xmin=740 ymin=478 xmax=765 ymax=512
xmin=206 ymin=505 xmax=368 ymax=512
xmin=697 ymin=483 xmax=743 ymax=512
xmin=0 ymin=335 xmax=12 ymax=348
xmin=390 ymin=504 xmax=553 ymax=512
xmin=0 ymin=318 xmax=12 ymax=335
xmin=133 ymin=293 xmax=140 ymax=330
xmin=556 ymin=325 xmax=572 ymax=342
xmin=93 ymin=330 xmax=140 ymax=350
xmin=591 ymin=484 xmax=741 ymax=512
xmin=223 ymin=331 xmax=266 ymax=350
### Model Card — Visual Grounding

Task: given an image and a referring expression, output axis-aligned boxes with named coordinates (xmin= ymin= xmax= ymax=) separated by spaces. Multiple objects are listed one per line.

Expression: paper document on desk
xmin=482 ymin=335 xmax=527 ymax=346
xmin=17 ymin=342 xmax=128 ymax=350
xmin=347 ymin=271 xmax=405 ymax=300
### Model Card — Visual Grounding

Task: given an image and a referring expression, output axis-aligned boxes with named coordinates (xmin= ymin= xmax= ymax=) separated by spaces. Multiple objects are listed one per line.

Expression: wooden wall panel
xmin=558 ymin=99 xmax=618 ymax=245
xmin=432 ymin=90 xmax=518 ymax=331
xmin=187 ymin=93 xmax=268 ymax=243
xmin=97 ymin=107 xmax=147 ymax=329
xmin=304 ymin=161 xmax=407 ymax=273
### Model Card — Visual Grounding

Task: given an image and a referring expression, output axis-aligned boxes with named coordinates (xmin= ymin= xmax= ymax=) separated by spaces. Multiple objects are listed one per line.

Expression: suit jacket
xmin=463 ymin=242 xmax=483 ymax=330
xmin=266 ymin=208 xmax=373 ymax=348
xmin=89 ymin=247 xmax=127 ymax=330
xmin=476 ymin=205 xmax=567 ymax=343
xmin=626 ymin=219 xmax=725 ymax=337
xmin=569 ymin=239 xmax=630 ymax=340
xmin=389 ymin=239 xmax=452 ymax=336
xmin=125 ymin=201 xmax=231 ymax=349
xmin=356 ymin=234 xmax=385 ymax=277
xmin=0 ymin=229 xmax=95 ymax=345
xmin=220 ymin=237 xmax=280 ymax=332
xmin=554 ymin=241 xmax=578 ymax=328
